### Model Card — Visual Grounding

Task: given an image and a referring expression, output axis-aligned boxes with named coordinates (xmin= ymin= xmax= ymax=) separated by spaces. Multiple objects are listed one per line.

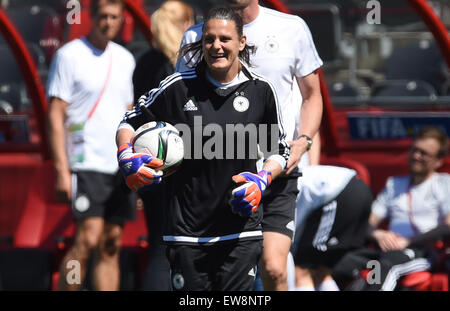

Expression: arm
xmin=116 ymin=120 xmax=163 ymax=192
xmin=116 ymin=86 xmax=170 ymax=192
xmin=47 ymin=97 xmax=71 ymax=203
xmin=286 ymin=72 xmax=323 ymax=174
xmin=116 ymin=126 xmax=134 ymax=147
xmin=407 ymin=213 xmax=450 ymax=247
xmin=308 ymin=132 xmax=321 ymax=165
xmin=369 ymin=212 xmax=409 ymax=252
xmin=230 ymin=82 xmax=288 ymax=216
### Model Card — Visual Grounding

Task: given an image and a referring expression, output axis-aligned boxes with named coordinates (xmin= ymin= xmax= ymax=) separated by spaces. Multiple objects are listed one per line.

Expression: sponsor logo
xmin=183 ymin=99 xmax=198 ymax=111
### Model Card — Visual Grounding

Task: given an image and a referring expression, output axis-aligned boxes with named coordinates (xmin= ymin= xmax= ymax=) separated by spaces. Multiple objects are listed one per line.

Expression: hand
xmin=372 ymin=229 xmax=409 ymax=252
xmin=395 ymin=236 xmax=411 ymax=250
xmin=117 ymin=143 xmax=163 ymax=192
xmin=230 ymin=170 xmax=272 ymax=217
xmin=55 ymin=169 xmax=72 ymax=204
xmin=285 ymin=138 xmax=308 ymax=175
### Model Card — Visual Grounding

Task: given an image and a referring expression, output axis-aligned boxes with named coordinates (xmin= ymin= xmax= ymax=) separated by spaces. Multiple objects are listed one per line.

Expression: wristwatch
xmin=299 ymin=134 xmax=313 ymax=151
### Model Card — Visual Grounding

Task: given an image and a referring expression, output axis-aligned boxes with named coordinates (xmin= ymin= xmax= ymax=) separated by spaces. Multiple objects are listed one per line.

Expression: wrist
xmin=118 ymin=142 xmax=132 ymax=154
xmin=298 ymin=134 xmax=313 ymax=151
xmin=54 ymin=162 xmax=70 ymax=176
xmin=371 ymin=229 xmax=383 ymax=238
xmin=258 ymin=170 xmax=272 ymax=186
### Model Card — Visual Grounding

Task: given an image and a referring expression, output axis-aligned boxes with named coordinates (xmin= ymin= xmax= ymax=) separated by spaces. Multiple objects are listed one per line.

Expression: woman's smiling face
xmin=202 ymin=18 xmax=246 ymax=83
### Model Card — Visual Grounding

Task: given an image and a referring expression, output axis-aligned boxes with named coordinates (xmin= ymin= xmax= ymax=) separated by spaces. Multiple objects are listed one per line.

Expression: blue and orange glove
xmin=230 ymin=170 xmax=272 ymax=217
xmin=117 ymin=143 xmax=163 ymax=192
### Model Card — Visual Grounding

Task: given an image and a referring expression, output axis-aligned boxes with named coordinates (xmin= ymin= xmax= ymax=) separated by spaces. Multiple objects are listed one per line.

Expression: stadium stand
xmin=371 ymin=80 xmax=438 ymax=98
xmin=4 ymin=4 xmax=62 ymax=64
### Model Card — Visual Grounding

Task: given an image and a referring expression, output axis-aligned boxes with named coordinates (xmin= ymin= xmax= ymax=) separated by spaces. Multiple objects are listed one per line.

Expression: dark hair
xmin=179 ymin=7 xmax=256 ymax=68
xmin=90 ymin=0 xmax=124 ymax=17
xmin=414 ymin=126 xmax=449 ymax=158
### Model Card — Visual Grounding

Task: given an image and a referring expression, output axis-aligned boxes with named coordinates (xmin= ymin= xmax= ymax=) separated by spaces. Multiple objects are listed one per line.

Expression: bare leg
xmin=92 ymin=223 xmax=123 ymax=291
xmin=312 ymin=267 xmax=340 ymax=291
xmin=57 ymin=217 xmax=104 ymax=291
xmin=259 ymin=231 xmax=292 ymax=291
xmin=295 ymin=266 xmax=315 ymax=289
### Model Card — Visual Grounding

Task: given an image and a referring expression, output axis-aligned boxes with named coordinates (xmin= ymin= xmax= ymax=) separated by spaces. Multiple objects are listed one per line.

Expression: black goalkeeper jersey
xmin=121 ymin=61 xmax=289 ymax=245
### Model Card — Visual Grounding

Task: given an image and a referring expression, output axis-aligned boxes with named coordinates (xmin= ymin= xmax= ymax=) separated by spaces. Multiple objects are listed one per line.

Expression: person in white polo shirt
xmin=176 ymin=0 xmax=323 ymax=290
xmin=47 ymin=0 xmax=135 ymax=290
xmin=333 ymin=126 xmax=450 ymax=291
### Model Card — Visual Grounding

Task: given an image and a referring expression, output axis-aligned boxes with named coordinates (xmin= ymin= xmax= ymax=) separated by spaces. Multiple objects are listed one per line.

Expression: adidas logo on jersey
xmin=183 ymin=99 xmax=198 ymax=111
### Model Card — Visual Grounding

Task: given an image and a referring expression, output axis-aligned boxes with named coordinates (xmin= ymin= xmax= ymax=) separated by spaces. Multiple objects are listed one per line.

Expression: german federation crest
xmin=233 ymin=95 xmax=249 ymax=112
xmin=265 ymin=36 xmax=279 ymax=53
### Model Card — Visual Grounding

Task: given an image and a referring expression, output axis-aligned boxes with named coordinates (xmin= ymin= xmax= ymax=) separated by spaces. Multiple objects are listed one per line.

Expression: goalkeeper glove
xmin=117 ymin=143 xmax=163 ymax=192
xmin=230 ymin=170 xmax=272 ymax=217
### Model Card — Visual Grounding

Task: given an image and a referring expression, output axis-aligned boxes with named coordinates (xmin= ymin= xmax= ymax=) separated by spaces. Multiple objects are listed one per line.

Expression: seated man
xmin=292 ymin=165 xmax=372 ymax=291
xmin=332 ymin=126 xmax=450 ymax=291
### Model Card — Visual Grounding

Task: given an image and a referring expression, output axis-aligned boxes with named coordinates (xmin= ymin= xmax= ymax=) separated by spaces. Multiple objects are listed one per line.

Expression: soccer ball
xmin=131 ymin=121 xmax=184 ymax=176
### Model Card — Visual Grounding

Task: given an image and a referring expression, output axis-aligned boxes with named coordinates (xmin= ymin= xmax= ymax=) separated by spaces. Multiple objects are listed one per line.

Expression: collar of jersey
xmin=243 ymin=5 xmax=264 ymax=29
xmin=80 ymin=36 xmax=110 ymax=56
xmin=195 ymin=59 xmax=255 ymax=97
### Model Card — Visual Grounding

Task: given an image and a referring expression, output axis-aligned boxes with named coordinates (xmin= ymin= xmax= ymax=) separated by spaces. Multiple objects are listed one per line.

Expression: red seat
xmin=401 ymin=271 xmax=432 ymax=290
xmin=430 ymin=273 xmax=449 ymax=291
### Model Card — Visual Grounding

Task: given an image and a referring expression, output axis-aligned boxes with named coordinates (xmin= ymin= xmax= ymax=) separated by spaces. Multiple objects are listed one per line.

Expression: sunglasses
xmin=410 ymin=146 xmax=439 ymax=160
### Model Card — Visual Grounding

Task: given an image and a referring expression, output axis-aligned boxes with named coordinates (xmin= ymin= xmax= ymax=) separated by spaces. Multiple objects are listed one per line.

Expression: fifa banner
xmin=347 ymin=111 xmax=450 ymax=140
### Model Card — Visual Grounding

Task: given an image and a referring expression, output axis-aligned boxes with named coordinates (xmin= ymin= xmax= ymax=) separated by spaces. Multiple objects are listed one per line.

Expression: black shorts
xmin=294 ymin=177 xmax=372 ymax=269
xmin=71 ymin=170 xmax=136 ymax=225
xmin=261 ymin=176 xmax=299 ymax=239
xmin=166 ymin=240 xmax=262 ymax=291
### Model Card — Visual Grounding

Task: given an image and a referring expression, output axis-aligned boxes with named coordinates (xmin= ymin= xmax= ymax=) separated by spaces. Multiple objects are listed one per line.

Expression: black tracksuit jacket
xmin=121 ymin=61 xmax=289 ymax=246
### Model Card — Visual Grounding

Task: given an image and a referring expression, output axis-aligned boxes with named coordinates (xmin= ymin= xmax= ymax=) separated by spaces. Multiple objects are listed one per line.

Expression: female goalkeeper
xmin=115 ymin=7 xmax=289 ymax=291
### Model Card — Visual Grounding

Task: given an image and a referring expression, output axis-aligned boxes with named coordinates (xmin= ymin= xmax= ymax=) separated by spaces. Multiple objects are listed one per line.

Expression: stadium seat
xmin=289 ymin=3 xmax=342 ymax=65
xmin=0 ymin=100 xmax=13 ymax=115
xmin=0 ymin=83 xmax=30 ymax=112
xmin=371 ymin=80 xmax=437 ymax=98
xmin=0 ymin=43 xmax=47 ymax=94
xmin=375 ymin=0 xmax=422 ymax=27
xmin=0 ymin=46 xmax=23 ymax=84
xmin=401 ymin=271 xmax=432 ymax=291
xmin=26 ymin=42 xmax=47 ymax=73
xmin=5 ymin=5 xmax=62 ymax=64
xmin=328 ymin=82 xmax=361 ymax=97
xmin=385 ymin=39 xmax=446 ymax=93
